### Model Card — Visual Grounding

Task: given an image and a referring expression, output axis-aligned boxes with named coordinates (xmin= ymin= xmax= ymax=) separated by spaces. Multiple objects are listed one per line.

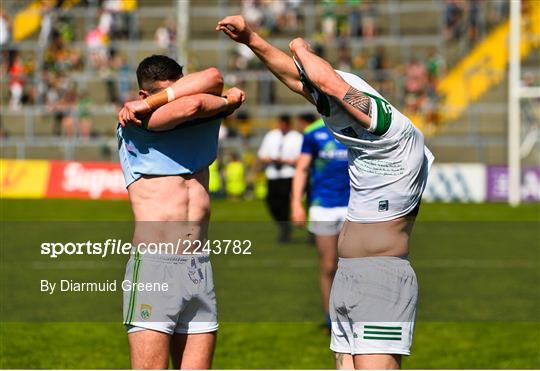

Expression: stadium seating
xmin=1 ymin=0 xmax=538 ymax=164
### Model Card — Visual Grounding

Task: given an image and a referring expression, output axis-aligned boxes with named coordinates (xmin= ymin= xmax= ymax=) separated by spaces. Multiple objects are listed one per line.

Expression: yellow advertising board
xmin=0 ymin=159 xmax=50 ymax=199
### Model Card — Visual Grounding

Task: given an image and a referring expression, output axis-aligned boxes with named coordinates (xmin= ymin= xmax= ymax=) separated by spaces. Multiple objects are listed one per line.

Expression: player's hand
xmin=118 ymin=100 xmax=150 ymax=127
xmin=223 ymin=87 xmax=246 ymax=110
xmin=288 ymin=38 xmax=314 ymax=55
xmin=118 ymin=106 xmax=142 ymax=127
xmin=216 ymin=15 xmax=254 ymax=44
xmin=291 ymin=203 xmax=307 ymax=228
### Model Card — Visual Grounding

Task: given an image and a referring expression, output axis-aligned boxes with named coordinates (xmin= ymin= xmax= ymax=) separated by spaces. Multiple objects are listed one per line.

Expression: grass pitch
xmin=1 ymin=198 xmax=539 ymax=369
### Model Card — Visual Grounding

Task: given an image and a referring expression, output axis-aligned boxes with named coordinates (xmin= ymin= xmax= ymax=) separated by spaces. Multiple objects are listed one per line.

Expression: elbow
xmin=207 ymin=67 xmax=224 ymax=94
xmin=184 ymin=96 xmax=204 ymax=118
xmin=313 ymin=73 xmax=338 ymax=97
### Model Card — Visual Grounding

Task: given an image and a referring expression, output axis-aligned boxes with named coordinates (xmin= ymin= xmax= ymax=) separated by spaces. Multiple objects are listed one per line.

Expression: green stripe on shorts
xmin=363 ymin=336 xmax=402 ymax=341
xmin=364 ymin=325 xmax=402 ymax=330
xmin=126 ymin=252 xmax=141 ymax=324
xmin=364 ymin=331 xmax=402 ymax=335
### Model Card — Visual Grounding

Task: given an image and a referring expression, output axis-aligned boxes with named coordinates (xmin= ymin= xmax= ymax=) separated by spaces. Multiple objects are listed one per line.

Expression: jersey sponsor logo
xmin=318 ymin=148 xmax=348 ymax=160
xmin=314 ymin=131 xmax=329 ymax=140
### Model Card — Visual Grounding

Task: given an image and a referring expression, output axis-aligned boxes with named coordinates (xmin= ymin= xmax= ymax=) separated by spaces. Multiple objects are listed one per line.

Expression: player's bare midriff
xmin=127 ymin=168 xmax=210 ymax=254
xmin=337 ymin=216 xmax=416 ymax=258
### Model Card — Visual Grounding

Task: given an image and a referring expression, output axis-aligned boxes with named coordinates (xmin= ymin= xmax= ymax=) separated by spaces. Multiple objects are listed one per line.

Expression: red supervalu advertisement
xmin=46 ymin=160 xmax=128 ymax=199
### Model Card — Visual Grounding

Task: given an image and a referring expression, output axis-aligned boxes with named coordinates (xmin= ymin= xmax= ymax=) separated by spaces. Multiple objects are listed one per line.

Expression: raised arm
xmin=144 ymin=67 xmax=225 ymax=113
xmin=167 ymin=67 xmax=224 ymax=98
xmin=144 ymin=88 xmax=245 ymax=131
xmin=216 ymin=15 xmax=314 ymax=103
xmin=118 ymin=67 xmax=224 ymax=126
xmin=288 ymin=38 xmax=373 ymax=129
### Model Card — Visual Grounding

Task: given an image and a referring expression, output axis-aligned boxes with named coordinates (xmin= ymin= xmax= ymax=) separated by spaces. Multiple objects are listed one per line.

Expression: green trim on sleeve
xmin=363 ymin=92 xmax=393 ymax=136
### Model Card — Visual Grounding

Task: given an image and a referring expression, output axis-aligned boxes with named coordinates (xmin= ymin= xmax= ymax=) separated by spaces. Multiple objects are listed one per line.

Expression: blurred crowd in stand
xmin=225 ymin=0 xmax=514 ymax=134
xmin=444 ymin=0 xmax=509 ymax=46
xmin=1 ymin=0 xmax=138 ymax=138
xmin=0 ymin=0 xmax=514 ymax=142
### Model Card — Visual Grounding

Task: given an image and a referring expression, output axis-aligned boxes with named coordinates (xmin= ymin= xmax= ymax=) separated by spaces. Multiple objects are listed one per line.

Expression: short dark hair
xmin=298 ymin=113 xmax=316 ymax=124
xmin=136 ymin=55 xmax=183 ymax=91
xmin=278 ymin=114 xmax=291 ymax=125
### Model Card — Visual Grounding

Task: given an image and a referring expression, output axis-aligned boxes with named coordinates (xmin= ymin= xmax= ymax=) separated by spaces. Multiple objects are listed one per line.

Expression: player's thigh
xmin=335 ymin=352 xmax=354 ymax=370
xmin=353 ymin=354 xmax=401 ymax=370
xmin=128 ymin=329 xmax=170 ymax=369
xmin=171 ymin=331 xmax=217 ymax=369
xmin=316 ymin=234 xmax=338 ymax=272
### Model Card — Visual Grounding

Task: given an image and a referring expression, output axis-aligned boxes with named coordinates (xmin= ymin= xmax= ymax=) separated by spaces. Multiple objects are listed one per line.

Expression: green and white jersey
xmin=321 ymin=70 xmax=434 ymax=222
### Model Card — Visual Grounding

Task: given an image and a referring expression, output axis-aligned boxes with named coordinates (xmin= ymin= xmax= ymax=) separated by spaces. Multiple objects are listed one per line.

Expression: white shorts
xmin=123 ymin=252 xmax=218 ymax=335
xmin=308 ymin=206 xmax=347 ymax=236
xmin=330 ymin=257 xmax=417 ymax=355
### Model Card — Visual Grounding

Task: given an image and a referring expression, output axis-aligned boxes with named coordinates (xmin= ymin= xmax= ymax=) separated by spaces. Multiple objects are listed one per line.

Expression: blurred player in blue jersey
xmin=291 ymin=116 xmax=349 ymax=330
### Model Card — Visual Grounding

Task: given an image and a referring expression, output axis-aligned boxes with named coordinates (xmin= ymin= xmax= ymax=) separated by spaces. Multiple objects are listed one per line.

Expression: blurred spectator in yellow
xmin=236 ymin=112 xmax=253 ymax=138
xmin=45 ymin=27 xmax=81 ymax=74
xmin=254 ymin=171 xmax=268 ymax=200
xmin=403 ymin=94 xmax=425 ymax=132
xmin=209 ymin=160 xmax=224 ymax=197
xmin=225 ymin=152 xmax=247 ymax=199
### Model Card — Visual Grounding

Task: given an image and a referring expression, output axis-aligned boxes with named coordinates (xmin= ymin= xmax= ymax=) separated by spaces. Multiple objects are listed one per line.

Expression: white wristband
xmin=221 ymin=96 xmax=229 ymax=106
xmin=165 ymin=87 xmax=175 ymax=103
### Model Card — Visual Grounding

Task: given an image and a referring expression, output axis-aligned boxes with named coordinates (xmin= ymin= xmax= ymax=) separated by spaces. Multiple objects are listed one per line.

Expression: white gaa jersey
xmin=313 ymin=70 xmax=434 ymax=222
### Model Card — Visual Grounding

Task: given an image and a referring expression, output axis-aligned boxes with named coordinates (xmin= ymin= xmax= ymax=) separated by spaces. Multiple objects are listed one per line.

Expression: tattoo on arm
xmin=343 ymin=86 xmax=372 ymax=117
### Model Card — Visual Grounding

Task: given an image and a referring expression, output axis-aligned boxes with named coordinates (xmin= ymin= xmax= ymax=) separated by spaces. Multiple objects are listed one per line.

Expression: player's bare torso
xmin=127 ymin=168 xmax=210 ymax=254
xmin=338 ymin=216 xmax=416 ymax=258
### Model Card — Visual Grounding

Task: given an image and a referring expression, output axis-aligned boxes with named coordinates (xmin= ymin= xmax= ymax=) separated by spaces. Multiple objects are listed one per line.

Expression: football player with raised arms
xmin=217 ymin=16 xmax=433 ymax=370
xmin=117 ymin=55 xmax=245 ymax=369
